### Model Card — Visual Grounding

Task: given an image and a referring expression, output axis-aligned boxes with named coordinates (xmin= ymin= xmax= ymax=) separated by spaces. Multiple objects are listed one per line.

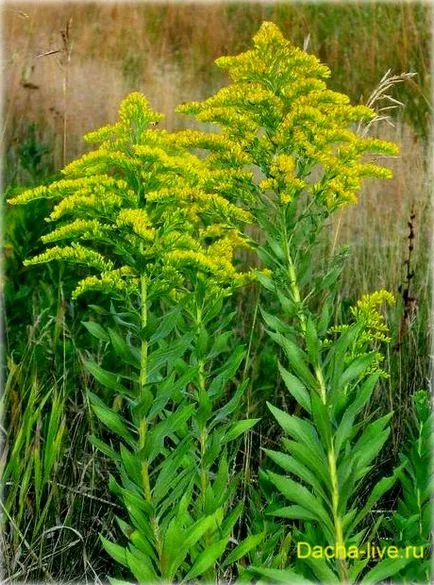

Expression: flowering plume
xmin=177 ymin=21 xmax=399 ymax=210
xmin=8 ymin=93 xmax=255 ymax=300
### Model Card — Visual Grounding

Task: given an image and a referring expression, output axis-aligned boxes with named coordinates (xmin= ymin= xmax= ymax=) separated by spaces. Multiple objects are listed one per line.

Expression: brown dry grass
xmin=2 ymin=2 xmax=431 ymax=167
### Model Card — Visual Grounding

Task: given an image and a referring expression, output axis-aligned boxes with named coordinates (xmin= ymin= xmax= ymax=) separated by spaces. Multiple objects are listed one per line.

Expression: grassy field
xmin=2 ymin=3 xmax=432 ymax=583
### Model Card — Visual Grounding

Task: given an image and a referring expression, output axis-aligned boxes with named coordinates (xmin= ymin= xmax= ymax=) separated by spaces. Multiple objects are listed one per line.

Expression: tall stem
xmin=139 ymin=274 xmax=148 ymax=402
xmin=281 ymin=209 xmax=327 ymax=402
xmin=280 ymin=205 xmax=348 ymax=582
xmin=194 ymin=303 xmax=215 ymax=582
xmin=137 ymin=275 xmax=163 ymax=568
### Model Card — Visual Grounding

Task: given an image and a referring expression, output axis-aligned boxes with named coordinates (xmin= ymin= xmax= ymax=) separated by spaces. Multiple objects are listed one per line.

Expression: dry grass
xmin=2 ymin=2 xmax=431 ymax=168
xmin=331 ymin=122 xmax=430 ymax=298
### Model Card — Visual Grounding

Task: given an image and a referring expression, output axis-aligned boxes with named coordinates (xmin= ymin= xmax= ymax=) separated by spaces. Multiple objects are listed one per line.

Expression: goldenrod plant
xmin=6 ymin=21 xmax=431 ymax=585
xmin=8 ymin=93 xmax=261 ymax=582
xmin=178 ymin=22 xmax=421 ymax=584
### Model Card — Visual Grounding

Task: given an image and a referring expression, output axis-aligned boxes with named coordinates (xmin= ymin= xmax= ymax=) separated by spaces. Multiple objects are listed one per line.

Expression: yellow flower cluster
xmin=24 ymin=243 xmax=113 ymax=273
xmin=177 ymin=21 xmax=399 ymax=211
xmin=147 ymin=187 xmax=253 ymax=225
xmin=351 ymin=289 xmax=395 ymax=344
xmin=48 ymin=191 xmax=124 ymax=221
xmin=164 ymin=235 xmax=254 ymax=289
xmin=9 ymin=91 xmax=256 ymax=302
xmin=116 ymin=209 xmax=156 ymax=242
xmin=73 ymin=266 xmax=139 ymax=300
xmin=265 ymin=154 xmax=306 ymax=204
xmin=7 ymin=175 xmax=117 ymax=206
xmin=215 ymin=22 xmax=331 ymax=84
xmin=167 ymin=129 xmax=252 ymax=166
xmin=326 ymin=289 xmax=395 ymax=377
xmin=63 ymin=150 xmax=142 ymax=178
xmin=85 ymin=92 xmax=164 ymax=145
xmin=41 ymin=218 xmax=112 ymax=244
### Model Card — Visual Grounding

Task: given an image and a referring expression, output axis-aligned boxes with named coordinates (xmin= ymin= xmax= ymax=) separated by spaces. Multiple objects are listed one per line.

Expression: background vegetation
xmin=2 ymin=2 xmax=432 ymax=582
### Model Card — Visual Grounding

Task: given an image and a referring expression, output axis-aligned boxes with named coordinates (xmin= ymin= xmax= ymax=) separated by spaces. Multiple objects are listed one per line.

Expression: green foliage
xmin=4 ymin=20 xmax=431 ymax=585
xmin=386 ymin=389 xmax=433 ymax=583
xmin=1 ymin=351 xmax=66 ymax=576
xmin=8 ymin=88 xmax=261 ymax=582
xmin=175 ymin=21 xmax=423 ymax=584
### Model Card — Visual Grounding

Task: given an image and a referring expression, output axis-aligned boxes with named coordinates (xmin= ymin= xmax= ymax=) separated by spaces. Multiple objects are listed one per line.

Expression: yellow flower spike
xmin=41 ymin=219 xmax=112 ymax=243
xmin=7 ymin=175 xmax=115 ymax=206
xmin=351 ymin=290 xmax=395 ymax=344
xmin=73 ymin=267 xmax=139 ymax=300
xmin=116 ymin=209 xmax=156 ymax=242
xmin=49 ymin=192 xmax=124 ymax=221
xmin=62 ymin=150 xmax=142 ymax=177
xmin=24 ymin=243 xmax=113 ymax=272
xmin=178 ymin=21 xmax=398 ymax=216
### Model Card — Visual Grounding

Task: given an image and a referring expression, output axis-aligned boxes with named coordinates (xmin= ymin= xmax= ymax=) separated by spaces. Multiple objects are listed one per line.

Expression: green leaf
xmin=222 ymin=532 xmax=265 ymax=567
xmin=310 ymin=390 xmax=332 ymax=449
xmin=267 ymin=471 xmax=334 ymax=537
xmin=267 ymin=403 xmax=325 ymax=459
xmin=260 ymin=308 xmax=292 ymax=335
xmin=282 ymin=438 xmax=330 ymax=489
xmin=212 ymin=380 xmax=248 ymax=425
xmin=100 ymin=535 xmax=128 ymax=567
xmin=339 ymin=353 xmax=377 ymax=390
xmin=328 ymin=322 xmax=364 ymax=391
xmin=207 ymin=331 xmax=233 ymax=359
xmin=149 ymin=307 xmax=182 ymax=343
xmin=169 ymin=510 xmax=223 ymax=576
xmin=82 ymin=320 xmax=109 ymax=342
xmin=147 ymin=335 xmax=192 ymax=378
xmin=222 ymin=418 xmax=259 ymax=444
xmin=248 ymin=567 xmax=306 ymax=584
xmin=264 ymin=449 xmax=327 ymax=499
xmin=183 ymin=510 xmax=223 ymax=549
xmin=270 ymin=505 xmax=319 ymax=522
xmin=153 ymin=437 xmax=193 ymax=505
xmin=126 ymin=548 xmax=158 ymax=583
xmin=350 ymin=467 xmax=402 ymax=531
xmin=360 ymin=556 xmax=413 ymax=585
xmin=88 ymin=435 xmax=120 ymax=462
xmin=183 ymin=537 xmax=228 ymax=581
xmin=256 ymin=270 xmax=276 ymax=292
xmin=304 ymin=556 xmax=340 ymax=583
xmin=84 ymin=360 xmax=132 ymax=396
xmin=278 ymin=363 xmax=311 ymax=413
xmin=145 ymin=403 xmax=195 ymax=462
xmin=347 ymin=372 xmax=380 ymax=418
xmin=220 ymin=502 xmax=243 ymax=539
xmin=352 ymin=413 xmax=393 ymax=474
xmin=109 ymin=579 xmax=134 ymax=585
xmin=120 ymin=444 xmax=142 ymax=487
xmin=268 ymin=332 xmax=318 ymax=390
xmin=208 ymin=345 xmax=246 ymax=398
xmin=305 ymin=316 xmax=321 ymax=367
xmin=108 ymin=328 xmax=140 ymax=367
xmin=89 ymin=393 xmax=135 ymax=446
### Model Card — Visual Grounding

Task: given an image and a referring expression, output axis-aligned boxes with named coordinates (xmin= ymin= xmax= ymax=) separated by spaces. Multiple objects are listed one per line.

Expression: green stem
xmin=281 ymin=208 xmax=327 ymax=402
xmin=139 ymin=274 xmax=148 ymax=402
xmin=195 ymin=304 xmax=215 ymax=582
xmin=137 ymin=275 xmax=163 ymax=569
xmin=280 ymin=204 xmax=348 ymax=582
xmin=198 ymin=361 xmax=208 ymax=510
xmin=328 ymin=446 xmax=349 ymax=583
